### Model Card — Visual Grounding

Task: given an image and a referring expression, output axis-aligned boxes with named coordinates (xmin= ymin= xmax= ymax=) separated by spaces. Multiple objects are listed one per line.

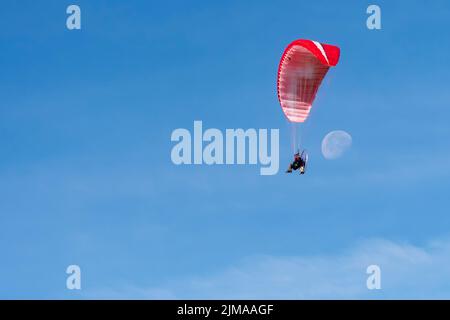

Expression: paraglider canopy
xmin=277 ymin=39 xmax=340 ymax=123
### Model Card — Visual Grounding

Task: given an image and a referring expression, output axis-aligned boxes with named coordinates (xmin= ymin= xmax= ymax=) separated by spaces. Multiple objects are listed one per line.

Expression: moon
xmin=321 ymin=130 xmax=352 ymax=160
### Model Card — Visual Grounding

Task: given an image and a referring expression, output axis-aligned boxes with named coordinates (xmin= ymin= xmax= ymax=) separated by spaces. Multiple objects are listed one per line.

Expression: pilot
xmin=286 ymin=151 xmax=306 ymax=174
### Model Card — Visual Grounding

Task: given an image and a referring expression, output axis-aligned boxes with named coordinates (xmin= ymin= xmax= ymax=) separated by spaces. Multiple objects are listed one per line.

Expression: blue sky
xmin=1 ymin=0 xmax=450 ymax=299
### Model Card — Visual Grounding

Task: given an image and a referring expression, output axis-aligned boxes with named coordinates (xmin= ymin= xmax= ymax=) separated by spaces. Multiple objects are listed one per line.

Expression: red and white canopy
xmin=277 ymin=39 xmax=340 ymax=123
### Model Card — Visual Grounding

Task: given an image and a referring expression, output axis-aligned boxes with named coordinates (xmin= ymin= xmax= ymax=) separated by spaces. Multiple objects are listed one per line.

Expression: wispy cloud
xmin=83 ymin=237 xmax=450 ymax=299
